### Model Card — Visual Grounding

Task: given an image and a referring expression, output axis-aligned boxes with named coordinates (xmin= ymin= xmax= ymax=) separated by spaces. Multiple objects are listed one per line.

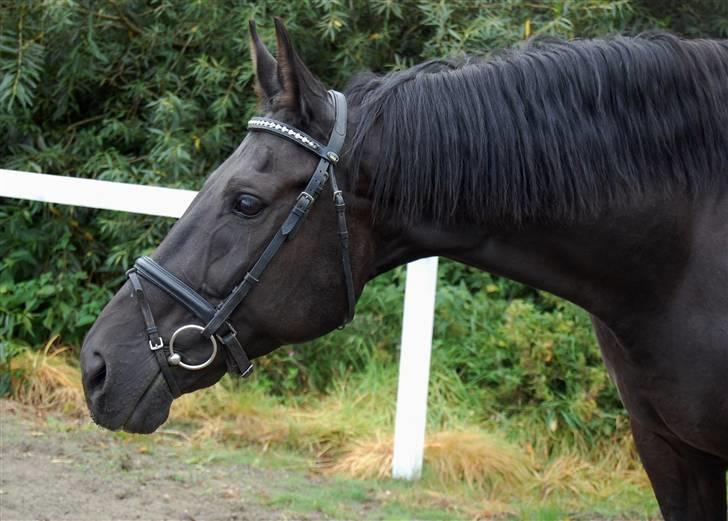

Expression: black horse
xmin=81 ymin=20 xmax=728 ymax=519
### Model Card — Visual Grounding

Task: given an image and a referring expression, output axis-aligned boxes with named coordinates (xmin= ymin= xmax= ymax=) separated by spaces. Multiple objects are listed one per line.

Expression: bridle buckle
xmin=149 ymin=337 xmax=164 ymax=350
xmin=217 ymin=321 xmax=238 ymax=344
xmin=297 ymin=191 xmax=314 ymax=206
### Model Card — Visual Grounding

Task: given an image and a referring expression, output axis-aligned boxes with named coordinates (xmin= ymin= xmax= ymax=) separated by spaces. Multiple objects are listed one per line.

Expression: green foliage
xmin=2 ymin=1 xmax=725 ymax=447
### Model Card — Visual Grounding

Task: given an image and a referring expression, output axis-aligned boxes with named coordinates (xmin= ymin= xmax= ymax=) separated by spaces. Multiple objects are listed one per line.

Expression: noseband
xmin=126 ymin=91 xmax=355 ymax=397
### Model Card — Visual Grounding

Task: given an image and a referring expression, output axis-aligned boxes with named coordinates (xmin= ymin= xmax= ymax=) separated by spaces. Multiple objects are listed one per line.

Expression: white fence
xmin=0 ymin=168 xmax=437 ymax=480
xmin=0 ymin=169 xmax=197 ymax=217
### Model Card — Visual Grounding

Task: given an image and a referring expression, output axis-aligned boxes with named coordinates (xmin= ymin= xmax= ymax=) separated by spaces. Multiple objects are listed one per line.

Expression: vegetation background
xmin=2 ymin=1 xmax=727 ymax=517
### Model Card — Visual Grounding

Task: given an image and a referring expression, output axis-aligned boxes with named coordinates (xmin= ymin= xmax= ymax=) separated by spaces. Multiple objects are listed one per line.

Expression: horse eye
xmin=233 ymin=194 xmax=265 ymax=217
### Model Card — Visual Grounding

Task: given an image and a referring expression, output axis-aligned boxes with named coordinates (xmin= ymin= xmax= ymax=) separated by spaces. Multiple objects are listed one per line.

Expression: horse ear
xmin=273 ymin=17 xmax=328 ymax=115
xmin=249 ymin=20 xmax=280 ymax=101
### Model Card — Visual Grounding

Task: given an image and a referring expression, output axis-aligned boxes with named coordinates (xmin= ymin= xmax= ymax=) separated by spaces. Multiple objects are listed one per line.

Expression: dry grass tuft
xmin=325 ymin=434 xmax=393 ymax=479
xmin=532 ymin=453 xmax=598 ymax=498
xmin=524 ymin=432 xmax=651 ymax=503
xmin=11 ymin=337 xmax=85 ymax=414
xmin=426 ymin=430 xmax=532 ymax=493
xmin=328 ymin=429 xmax=532 ymax=495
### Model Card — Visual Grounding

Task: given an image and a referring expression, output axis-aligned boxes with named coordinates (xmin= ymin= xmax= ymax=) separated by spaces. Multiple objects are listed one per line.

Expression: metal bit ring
xmin=167 ymin=324 xmax=217 ymax=370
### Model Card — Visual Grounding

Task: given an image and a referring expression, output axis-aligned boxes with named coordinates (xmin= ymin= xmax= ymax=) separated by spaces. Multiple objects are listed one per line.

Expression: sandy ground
xmin=0 ymin=400 xmax=328 ymax=521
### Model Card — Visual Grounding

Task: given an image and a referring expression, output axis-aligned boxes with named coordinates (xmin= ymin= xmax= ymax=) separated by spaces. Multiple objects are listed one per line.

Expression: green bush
xmin=2 ymin=1 xmax=726 ymax=438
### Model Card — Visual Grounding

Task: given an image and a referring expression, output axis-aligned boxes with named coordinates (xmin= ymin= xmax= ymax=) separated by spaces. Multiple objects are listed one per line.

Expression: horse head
xmin=81 ymin=19 xmax=377 ymax=433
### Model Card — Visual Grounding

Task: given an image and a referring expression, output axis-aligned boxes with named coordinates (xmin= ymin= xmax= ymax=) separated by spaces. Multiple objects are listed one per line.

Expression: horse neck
xmin=370 ymin=192 xmax=701 ymax=325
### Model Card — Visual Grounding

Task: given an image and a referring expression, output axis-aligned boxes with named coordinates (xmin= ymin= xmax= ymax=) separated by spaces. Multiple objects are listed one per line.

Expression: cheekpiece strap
xmin=203 ymin=91 xmax=350 ymax=335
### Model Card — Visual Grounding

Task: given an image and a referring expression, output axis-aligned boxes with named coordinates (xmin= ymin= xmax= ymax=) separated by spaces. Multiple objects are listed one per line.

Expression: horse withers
xmin=81 ymin=19 xmax=728 ymax=520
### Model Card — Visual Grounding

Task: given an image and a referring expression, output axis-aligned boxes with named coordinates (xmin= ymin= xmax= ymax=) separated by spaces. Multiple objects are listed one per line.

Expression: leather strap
xmin=201 ymin=158 xmax=331 ymax=336
xmin=247 ymin=119 xmax=328 ymax=159
xmin=202 ymin=90 xmax=352 ymax=336
xmin=248 ymin=91 xmax=347 ymax=163
xmin=128 ymin=270 xmax=181 ymax=397
xmin=328 ymin=91 xmax=348 ymax=154
xmin=135 ymin=257 xmax=215 ymax=321
xmin=331 ymin=170 xmax=356 ymax=324
xmin=133 ymin=257 xmax=253 ymax=377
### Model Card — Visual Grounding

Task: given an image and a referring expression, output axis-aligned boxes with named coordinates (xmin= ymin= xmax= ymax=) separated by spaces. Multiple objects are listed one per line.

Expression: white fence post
xmin=392 ymin=256 xmax=439 ymax=480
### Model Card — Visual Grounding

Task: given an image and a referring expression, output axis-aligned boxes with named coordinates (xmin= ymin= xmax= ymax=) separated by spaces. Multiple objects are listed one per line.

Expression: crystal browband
xmin=248 ymin=118 xmax=321 ymax=151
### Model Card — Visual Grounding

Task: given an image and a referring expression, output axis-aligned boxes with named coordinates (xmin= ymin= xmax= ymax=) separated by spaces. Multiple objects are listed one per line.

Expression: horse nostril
xmin=84 ymin=352 xmax=108 ymax=399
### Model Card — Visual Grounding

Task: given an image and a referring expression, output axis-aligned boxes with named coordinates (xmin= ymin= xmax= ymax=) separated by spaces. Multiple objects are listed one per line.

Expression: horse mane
xmin=345 ymin=33 xmax=728 ymax=225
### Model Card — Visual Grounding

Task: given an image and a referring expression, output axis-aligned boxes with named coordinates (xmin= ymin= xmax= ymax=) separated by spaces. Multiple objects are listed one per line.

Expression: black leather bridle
xmin=126 ymin=91 xmax=355 ymax=397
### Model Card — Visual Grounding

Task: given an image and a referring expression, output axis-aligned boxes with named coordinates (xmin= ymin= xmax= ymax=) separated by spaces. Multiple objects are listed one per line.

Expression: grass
xmin=5 ymin=347 xmax=660 ymax=519
xmin=328 ymin=429 xmax=531 ymax=496
xmin=9 ymin=336 xmax=85 ymax=414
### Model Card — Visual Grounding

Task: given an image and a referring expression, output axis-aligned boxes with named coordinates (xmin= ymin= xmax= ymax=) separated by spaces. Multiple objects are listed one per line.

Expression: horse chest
xmin=594 ymin=316 xmax=728 ymax=458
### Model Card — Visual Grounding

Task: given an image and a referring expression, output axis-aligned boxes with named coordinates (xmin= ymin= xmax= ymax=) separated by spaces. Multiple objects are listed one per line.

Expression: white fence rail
xmin=0 ymin=168 xmax=436 ymax=480
xmin=0 ymin=169 xmax=196 ymax=218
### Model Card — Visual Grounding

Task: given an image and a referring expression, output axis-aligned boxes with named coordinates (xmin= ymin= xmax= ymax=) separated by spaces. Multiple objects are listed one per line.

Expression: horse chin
xmin=121 ymin=374 xmax=173 ymax=434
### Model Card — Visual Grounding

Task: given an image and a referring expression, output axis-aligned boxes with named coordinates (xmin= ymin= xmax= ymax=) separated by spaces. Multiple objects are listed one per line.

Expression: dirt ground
xmin=0 ymin=398 xmax=659 ymax=521
xmin=0 ymin=400 xmax=331 ymax=521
